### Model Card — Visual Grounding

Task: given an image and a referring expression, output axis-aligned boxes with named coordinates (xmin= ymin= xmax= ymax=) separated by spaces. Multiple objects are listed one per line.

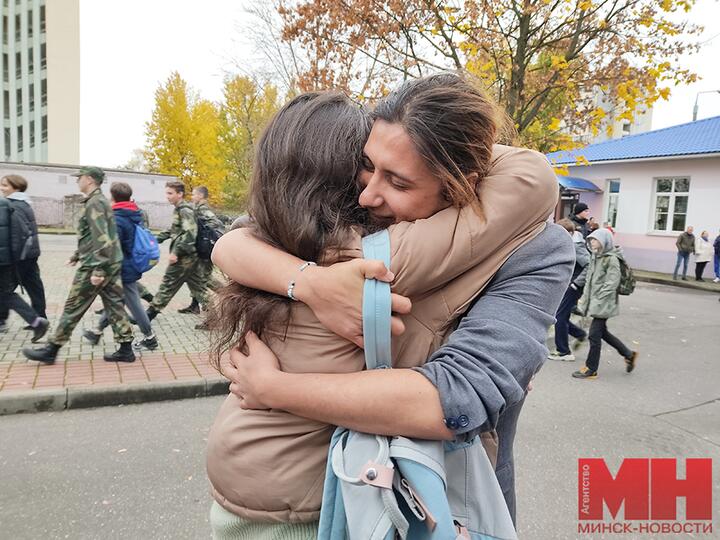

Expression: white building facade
xmin=548 ymin=116 xmax=720 ymax=276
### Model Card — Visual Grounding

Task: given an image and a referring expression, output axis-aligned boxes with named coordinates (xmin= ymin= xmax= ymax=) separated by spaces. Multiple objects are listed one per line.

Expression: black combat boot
xmin=178 ymin=298 xmax=200 ymax=314
xmin=146 ymin=306 xmax=160 ymax=321
xmin=23 ymin=342 xmax=61 ymax=364
xmin=141 ymin=292 xmax=154 ymax=303
xmin=104 ymin=342 xmax=136 ymax=363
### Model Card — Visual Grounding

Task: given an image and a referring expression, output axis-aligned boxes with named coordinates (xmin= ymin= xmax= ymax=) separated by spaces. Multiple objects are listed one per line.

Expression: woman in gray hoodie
xmin=572 ymin=228 xmax=637 ymax=379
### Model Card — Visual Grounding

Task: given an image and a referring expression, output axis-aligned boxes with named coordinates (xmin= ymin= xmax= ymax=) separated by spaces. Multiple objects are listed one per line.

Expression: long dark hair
xmin=208 ymin=92 xmax=371 ymax=368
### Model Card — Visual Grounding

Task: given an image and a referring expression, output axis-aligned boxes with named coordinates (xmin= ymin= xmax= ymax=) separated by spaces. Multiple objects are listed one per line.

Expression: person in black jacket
xmin=0 ymin=188 xmax=48 ymax=340
xmin=0 ymin=175 xmax=47 ymax=326
xmin=83 ymin=182 xmax=158 ymax=350
xmin=569 ymin=202 xmax=591 ymax=238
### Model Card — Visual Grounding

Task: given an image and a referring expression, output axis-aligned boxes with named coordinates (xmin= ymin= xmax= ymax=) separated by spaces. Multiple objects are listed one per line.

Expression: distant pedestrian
xmin=694 ymin=230 xmax=713 ymax=282
xmin=714 ymin=229 xmax=720 ymax=283
xmin=0 ymin=174 xmax=47 ymax=328
xmin=146 ymin=181 xmax=209 ymax=321
xmin=176 ymin=186 xmax=223 ymax=317
xmin=569 ymin=202 xmax=591 ymax=238
xmin=572 ymin=228 xmax=637 ymax=379
xmin=0 ymin=195 xmax=49 ymax=340
xmin=548 ymin=218 xmax=589 ymax=361
xmin=673 ymin=226 xmax=695 ymax=281
xmin=22 ymin=167 xmax=136 ymax=364
xmin=83 ymin=182 xmax=158 ymax=351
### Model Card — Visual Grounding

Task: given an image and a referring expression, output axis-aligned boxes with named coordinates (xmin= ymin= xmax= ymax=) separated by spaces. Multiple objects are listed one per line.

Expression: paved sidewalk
xmin=0 ymin=234 xmax=229 ymax=413
xmin=634 ymin=268 xmax=720 ymax=293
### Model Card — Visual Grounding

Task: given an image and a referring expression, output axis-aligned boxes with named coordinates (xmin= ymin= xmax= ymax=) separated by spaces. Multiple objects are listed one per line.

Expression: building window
xmin=14 ymin=14 xmax=20 ymax=41
xmin=28 ymin=46 xmax=33 ymax=74
xmin=2 ymin=16 xmax=6 ymax=45
xmin=653 ymin=177 xmax=690 ymax=233
xmin=621 ymin=122 xmax=631 ymax=137
xmin=29 ymin=119 xmax=34 ymax=147
xmin=17 ymin=125 xmax=22 ymax=152
xmin=40 ymin=5 xmax=45 ymax=32
xmin=4 ymin=127 xmax=10 ymax=157
xmin=41 ymin=78 xmax=47 ymax=107
xmin=27 ymin=9 xmax=32 ymax=38
xmin=15 ymin=87 xmax=21 ymax=115
xmin=2 ymin=53 xmax=7 ymax=82
xmin=605 ymin=179 xmax=620 ymax=228
xmin=41 ymin=114 xmax=47 ymax=142
xmin=40 ymin=42 xmax=46 ymax=69
xmin=28 ymin=82 xmax=33 ymax=111
xmin=3 ymin=90 xmax=8 ymax=119
xmin=15 ymin=51 xmax=20 ymax=78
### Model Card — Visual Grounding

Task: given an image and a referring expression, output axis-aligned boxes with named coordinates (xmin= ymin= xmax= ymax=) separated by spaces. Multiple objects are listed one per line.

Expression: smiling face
xmin=358 ymin=120 xmax=449 ymax=224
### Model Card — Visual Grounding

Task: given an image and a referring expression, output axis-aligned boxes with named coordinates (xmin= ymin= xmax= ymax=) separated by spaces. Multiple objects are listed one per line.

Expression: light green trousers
xmin=210 ymin=501 xmax=319 ymax=540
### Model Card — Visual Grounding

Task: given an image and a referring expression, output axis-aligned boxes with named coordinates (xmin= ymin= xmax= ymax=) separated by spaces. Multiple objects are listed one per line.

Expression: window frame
xmin=651 ymin=176 xmax=690 ymax=233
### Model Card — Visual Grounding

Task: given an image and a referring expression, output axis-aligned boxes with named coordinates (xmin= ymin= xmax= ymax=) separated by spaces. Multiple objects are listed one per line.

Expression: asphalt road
xmin=1 ymin=282 xmax=718 ymax=539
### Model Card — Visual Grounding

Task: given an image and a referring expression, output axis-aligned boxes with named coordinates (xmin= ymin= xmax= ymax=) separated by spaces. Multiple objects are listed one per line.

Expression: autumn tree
xmin=277 ymin=0 xmax=701 ymax=152
xmin=144 ymin=72 xmax=227 ymax=202
xmin=217 ymin=76 xmax=280 ymax=207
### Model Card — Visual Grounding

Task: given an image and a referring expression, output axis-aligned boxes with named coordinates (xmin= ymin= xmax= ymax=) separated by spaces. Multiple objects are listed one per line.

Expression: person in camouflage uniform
xmin=146 ymin=181 xmax=209 ymax=320
xmin=177 ymin=186 xmax=224 ymax=315
xmin=23 ymin=167 xmax=136 ymax=364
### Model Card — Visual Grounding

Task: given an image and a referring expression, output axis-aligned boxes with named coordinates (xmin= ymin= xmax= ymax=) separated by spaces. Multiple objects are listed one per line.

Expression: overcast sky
xmin=78 ymin=0 xmax=720 ymax=168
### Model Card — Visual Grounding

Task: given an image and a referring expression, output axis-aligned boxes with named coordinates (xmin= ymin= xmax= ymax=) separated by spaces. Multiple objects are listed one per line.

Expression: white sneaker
xmin=713 ymin=277 xmax=720 ymax=283
xmin=548 ymin=352 xmax=576 ymax=362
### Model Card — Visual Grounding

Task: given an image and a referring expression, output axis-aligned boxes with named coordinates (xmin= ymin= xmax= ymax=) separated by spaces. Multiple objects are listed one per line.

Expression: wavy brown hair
xmin=208 ymin=92 xmax=371 ymax=368
xmin=373 ymin=73 xmax=505 ymax=209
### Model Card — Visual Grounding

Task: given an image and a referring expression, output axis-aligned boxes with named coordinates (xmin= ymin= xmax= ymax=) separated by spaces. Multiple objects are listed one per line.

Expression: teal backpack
xmin=317 ymin=230 xmax=518 ymax=540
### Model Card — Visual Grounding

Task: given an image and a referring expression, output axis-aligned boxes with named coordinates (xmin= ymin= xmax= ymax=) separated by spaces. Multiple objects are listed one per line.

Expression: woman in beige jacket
xmin=206 ymin=77 xmax=561 ymax=539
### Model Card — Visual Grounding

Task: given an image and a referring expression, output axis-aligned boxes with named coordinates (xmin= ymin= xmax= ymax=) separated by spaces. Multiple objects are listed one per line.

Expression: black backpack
xmin=195 ymin=211 xmax=225 ymax=260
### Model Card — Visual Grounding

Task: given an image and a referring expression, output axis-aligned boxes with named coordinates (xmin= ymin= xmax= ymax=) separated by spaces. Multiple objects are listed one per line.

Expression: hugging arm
xmin=226 ymin=225 xmax=574 ymax=439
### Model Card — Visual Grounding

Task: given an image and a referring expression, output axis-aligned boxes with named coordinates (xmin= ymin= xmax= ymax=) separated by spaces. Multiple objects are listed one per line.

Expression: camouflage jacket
xmin=195 ymin=201 xmax=223 ymax=227
xmin=70 ymin=188 xmax=123 ymax=277
xmin=156 ymin=200 xmax=197 ymax=257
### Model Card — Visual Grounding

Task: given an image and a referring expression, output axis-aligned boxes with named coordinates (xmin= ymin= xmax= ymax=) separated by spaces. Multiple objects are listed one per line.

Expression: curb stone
xmin=635 ymin=274 xmax=720 ymax=293
xmin=0 ymin=378 xmax=229 ymax=416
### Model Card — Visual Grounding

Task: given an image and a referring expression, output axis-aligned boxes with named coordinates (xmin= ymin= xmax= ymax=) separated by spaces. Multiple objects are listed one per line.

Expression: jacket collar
xmin=7 ymin=192 xmax=31 ymax=204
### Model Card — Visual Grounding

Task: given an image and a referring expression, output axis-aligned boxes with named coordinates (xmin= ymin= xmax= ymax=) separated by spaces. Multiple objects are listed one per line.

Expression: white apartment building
xmin=1 ymin=0 xmax=79 ymax=164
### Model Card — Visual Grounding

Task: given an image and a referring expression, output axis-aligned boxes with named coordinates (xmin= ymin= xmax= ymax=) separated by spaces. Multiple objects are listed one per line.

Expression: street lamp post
xmin=692 ymin=90 xmax=720 ymax=121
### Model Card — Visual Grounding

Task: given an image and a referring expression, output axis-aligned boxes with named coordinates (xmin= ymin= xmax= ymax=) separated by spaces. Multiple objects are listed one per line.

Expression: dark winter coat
xmin=113 ymin=204 xmax=144 ymax=284
xmin=6 ymin=193 xmax=40 ymax=261
xmin=0 ymin=197 xmax=11 ymax=266
xmin=570 ymin=214 xmax=590 ymax=238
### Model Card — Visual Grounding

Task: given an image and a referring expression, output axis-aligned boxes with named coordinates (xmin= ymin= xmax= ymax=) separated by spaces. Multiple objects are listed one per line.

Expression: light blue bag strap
xmin=361 ymin=230 xmax=392 ymax=370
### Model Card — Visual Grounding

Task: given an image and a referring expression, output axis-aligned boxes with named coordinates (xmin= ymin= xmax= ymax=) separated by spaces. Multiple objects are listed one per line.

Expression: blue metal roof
xmin=546 ymin=115 xmax=720 ymax=165
xmin=557 ymin=176 xmax=602 ymax=192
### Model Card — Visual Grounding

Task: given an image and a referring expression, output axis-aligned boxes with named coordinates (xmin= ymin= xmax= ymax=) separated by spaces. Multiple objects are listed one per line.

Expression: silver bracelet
xmin=287 ymin=261 xmax=317 ymax=301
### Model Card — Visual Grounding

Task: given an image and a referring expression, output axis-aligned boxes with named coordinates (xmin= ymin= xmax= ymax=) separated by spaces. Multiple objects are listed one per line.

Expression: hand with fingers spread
xmin=296 ymin=259 xmax=412 ymax=347
xmin=224 ymin=332 xmax=278 ymax=410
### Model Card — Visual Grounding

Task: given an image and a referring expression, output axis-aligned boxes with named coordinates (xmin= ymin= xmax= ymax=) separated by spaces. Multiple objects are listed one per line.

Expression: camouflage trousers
xmin=151 ymin=255 xmax=210 ymax=311
xmin=50 ymin=265 xmax=134 ymax=346
xmin=195 ymin=259 xmax=224 ymax=292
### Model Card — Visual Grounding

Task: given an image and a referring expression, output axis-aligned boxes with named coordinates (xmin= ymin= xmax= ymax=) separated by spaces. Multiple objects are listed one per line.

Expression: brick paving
xmin=0 ymin=234 xmax=228 ymax=394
